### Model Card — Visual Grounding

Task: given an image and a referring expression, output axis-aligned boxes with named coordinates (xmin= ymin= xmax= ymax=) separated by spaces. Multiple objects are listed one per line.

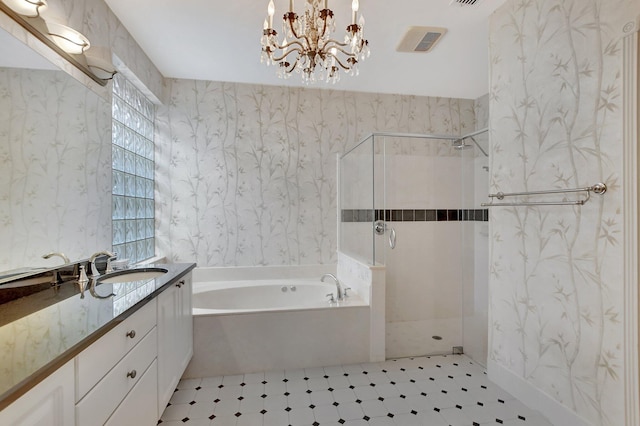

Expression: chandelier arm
xmin=276 ymin=39 xmax=305 ymax=51
xmin=272 ymin=47 xmax=303 ymax=63
xmin=319 ymin=38 xmax=349 ymax=51
xmin=320 ymin=14 xmax=329 ymax=40
xmin=329 ymin=54 xmax=353 ymax=71
xmin=287 ymin=19 xmax=301 ymax=40
xmin=285 ymin=19 xmax=313 ymax=50
xmin=322 ymin=42 xmax=357 ymax=58
xmin=285 ymin=57 xmax=299 ymax=73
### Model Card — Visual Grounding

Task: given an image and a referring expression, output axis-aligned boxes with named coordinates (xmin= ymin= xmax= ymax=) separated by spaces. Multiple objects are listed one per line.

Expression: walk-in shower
xmin=338 ymin=129 xmax=489 ymax=366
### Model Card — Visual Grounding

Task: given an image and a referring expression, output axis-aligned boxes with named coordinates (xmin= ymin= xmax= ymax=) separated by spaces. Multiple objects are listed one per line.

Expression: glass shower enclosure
xmin=338 ymin=130 xmax=489 ymax=366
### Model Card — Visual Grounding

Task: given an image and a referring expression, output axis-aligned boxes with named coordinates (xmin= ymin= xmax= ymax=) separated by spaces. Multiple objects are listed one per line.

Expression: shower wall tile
xmin=488 ymin=1 xmax=639 ymax=424
xmin=341 ymin=209 xmax=488 ymax=222
xmin=155 ymin=81 xmax=476 ymax=266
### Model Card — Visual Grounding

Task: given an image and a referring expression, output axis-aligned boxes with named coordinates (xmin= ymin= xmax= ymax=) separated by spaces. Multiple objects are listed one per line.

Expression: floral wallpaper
xmin=488 ymin=1 xmax=638 ymax=424
xmin=155 ymin=81 xmax=476 ymax=266
xmin=0 ymin=68 xmax=112 ymax=271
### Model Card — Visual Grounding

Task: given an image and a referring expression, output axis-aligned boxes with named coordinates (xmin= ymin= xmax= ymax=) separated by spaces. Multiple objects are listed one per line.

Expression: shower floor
xmin=159 ymin=354 xmax=551 ymax=426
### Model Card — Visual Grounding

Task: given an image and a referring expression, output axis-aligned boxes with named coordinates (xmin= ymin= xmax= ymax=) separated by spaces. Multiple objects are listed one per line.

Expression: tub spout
xmin=321 ymin=273 xmax=343 ymax=301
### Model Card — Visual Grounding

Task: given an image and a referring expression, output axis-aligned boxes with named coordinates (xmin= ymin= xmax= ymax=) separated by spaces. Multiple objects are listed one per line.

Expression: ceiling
xmin=104 ymin=0 xmax=508 ymax=100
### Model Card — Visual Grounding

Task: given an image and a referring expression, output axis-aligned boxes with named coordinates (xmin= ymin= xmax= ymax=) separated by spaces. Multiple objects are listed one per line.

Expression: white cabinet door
xmin=157 ymin=272 xmax=193 ymax=416
xmin=0 ymin=361 xmax=75 ymax=426
xmin=177 ymin=274 xmax=193 ymax=376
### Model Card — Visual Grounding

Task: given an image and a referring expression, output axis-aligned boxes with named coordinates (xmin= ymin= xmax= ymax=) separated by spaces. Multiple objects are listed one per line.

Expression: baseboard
xmin=487 ymin=360 xmax=592 ymax=426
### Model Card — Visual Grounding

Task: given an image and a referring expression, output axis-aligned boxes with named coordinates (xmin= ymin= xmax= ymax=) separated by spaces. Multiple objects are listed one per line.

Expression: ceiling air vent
xmin=450 ymin=0 xmax=482 ymax=5
xmin=396 ymin=27 xmax=447 ymax=53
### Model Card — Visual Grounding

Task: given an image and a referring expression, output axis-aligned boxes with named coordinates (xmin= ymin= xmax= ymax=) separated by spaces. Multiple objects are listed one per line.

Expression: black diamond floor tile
xmin=161 ymin=355 xmax=551 ymax=426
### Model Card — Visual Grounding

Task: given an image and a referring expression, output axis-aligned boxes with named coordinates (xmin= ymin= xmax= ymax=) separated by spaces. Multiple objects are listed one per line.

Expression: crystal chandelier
xmin=260 ymin=0 xmax=370 ymax=84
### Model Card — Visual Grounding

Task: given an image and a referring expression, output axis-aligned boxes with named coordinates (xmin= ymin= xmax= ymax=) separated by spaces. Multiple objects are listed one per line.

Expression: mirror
xmin=0 ymin=22 xmax=112 ymax=278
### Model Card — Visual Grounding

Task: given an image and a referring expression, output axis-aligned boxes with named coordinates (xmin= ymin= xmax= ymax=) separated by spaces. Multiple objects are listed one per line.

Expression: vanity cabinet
xmin=157 ymin=274 xmax=193 ymax=415
xmin=0 ymin=269 xmax=194 ymax=425
xmin=0 ymin=361 xmax=75 ymax=426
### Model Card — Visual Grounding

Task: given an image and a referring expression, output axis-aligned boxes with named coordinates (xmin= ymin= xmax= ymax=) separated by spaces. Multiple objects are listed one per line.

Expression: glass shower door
xmin=380 ymin=134 xmax=465 ymax=359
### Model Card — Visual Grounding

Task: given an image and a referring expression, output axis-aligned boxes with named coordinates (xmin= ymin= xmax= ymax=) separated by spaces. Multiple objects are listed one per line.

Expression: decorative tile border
xmin=341 ymin=209 xmax=489 ymax=223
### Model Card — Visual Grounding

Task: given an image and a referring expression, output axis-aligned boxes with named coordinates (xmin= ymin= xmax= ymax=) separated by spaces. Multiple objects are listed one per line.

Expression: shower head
xmin=453 ymin=143 xmax=472 ymax=149
xmin=452 ymin=136 xmax=488 ymax=157
xmin=452 ymin=139 xmax=472 ymax=150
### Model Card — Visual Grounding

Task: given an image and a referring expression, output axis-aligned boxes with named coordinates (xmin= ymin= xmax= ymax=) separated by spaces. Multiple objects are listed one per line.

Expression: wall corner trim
xmin=622 ymin=30 xmax=640 ymax=426
xmin=487 ymin=361 xmax=593 ymax=426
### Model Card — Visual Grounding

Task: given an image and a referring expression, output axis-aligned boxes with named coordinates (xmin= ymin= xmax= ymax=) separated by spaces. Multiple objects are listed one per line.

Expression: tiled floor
xmin=159 ymin=355 xmax=552 ymax=426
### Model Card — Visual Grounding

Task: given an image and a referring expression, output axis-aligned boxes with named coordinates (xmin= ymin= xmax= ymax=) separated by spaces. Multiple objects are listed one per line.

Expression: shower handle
xmin=374 ymin=220 xmax=385 ymax=235
xmin=373 ymin=220 xmax=397 ymax=249
xmin=389 ymin=228 xmax=396 ymax=249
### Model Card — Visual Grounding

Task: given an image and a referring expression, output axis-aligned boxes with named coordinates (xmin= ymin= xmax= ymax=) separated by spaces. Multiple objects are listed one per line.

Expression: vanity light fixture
xmin=85 ymin=46 xmax=117 ymax=80
xmin=45 ymin=21 xmax=90 ymax=54
xmin=260 ymin=0 xmax=370 ymax=84
xmin=1 ymin=0 xmax=47 ymax=18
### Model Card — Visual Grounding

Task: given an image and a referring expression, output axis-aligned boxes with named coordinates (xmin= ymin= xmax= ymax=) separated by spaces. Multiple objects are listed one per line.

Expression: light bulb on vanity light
xmin=45 ymin=21 xmax=90 ymax=55
xmin=1 ymin=0 xmax=47 ymax=18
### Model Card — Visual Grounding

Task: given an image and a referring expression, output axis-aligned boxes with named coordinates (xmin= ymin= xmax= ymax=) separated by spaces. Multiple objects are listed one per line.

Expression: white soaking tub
xmin=183 ymin=268 xmax=371 ymax=378
xmin=192 ymin=279 xmax=365 ymax=314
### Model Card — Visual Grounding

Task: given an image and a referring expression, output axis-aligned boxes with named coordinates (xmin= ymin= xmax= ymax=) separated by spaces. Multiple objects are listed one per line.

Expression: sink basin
xmin=97 ymin=267 xmax=168 ymax=284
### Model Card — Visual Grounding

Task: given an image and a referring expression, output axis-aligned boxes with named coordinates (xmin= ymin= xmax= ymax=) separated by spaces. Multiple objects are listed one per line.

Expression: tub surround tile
xmin=163 ymin=355 xmax=552 ymax=425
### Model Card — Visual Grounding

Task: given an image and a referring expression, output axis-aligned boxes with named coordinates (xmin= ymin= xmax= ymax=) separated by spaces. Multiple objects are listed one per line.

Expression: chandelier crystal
xmin=260 ymin=0 xmax=370 ymax=84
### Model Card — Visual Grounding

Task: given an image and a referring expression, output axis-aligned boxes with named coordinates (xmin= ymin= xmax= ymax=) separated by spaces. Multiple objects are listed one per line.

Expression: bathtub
xmin=192 ymin=279 xmax=365 ymax=314
xmin=183 ymin=268 xmax=373 ymax=378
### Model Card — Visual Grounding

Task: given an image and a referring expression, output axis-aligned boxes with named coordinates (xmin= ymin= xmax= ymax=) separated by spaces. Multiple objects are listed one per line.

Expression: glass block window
xmin=111 ymin=73 xmax=155 ymax=264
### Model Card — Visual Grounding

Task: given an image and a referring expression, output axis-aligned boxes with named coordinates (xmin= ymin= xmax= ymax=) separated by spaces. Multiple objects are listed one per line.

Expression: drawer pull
xmin=127 ymin=370 xmax=137 ymax=379
xmin=126 ymin=330 xmax=136 ymax=339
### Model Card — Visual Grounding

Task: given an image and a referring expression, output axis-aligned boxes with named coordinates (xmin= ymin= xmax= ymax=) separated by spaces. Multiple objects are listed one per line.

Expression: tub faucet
xmin=321 ymin=273 xmax=343 ymax=301
xmin=89 ymin=250 xmax=115 ymax=277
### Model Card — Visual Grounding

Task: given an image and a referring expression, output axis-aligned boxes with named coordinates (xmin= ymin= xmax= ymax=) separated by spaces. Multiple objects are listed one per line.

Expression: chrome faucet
xmin=321 ymin=273 xmax=343 ymax=301
xmin=42 ymin=252 xmax=70 ymax=264
xmin=42 ymin=252 xmax=71 ymax=287
xmin=89 ymin=250 xmax=115 ymax=277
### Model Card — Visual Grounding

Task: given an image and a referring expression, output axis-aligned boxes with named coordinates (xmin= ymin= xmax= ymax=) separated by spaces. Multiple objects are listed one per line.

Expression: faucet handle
xmin=343 ymin=287 xmax=351 ymax=298
xmin=77 ymin=265 xmax=89 ymax=299
xmin=106 ymin=253 xmax=118 ymax=274
xmin=326 ymin=293 xmax=336 ymax=304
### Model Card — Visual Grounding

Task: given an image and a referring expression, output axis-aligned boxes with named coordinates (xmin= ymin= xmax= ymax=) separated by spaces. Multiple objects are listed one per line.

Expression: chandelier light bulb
xmin=351 ymin=0 xmax=359 ymax=23
xmin=267 ymin=0 xmax=275 ymax=27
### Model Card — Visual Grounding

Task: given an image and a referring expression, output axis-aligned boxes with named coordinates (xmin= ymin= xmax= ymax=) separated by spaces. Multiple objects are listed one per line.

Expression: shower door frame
xmin=341 ymin=128 xmax=489 ymax=361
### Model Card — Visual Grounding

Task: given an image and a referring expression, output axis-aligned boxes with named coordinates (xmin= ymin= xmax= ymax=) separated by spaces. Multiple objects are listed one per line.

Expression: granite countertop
xmin=0 ymin=262 xmax=196 ymax=410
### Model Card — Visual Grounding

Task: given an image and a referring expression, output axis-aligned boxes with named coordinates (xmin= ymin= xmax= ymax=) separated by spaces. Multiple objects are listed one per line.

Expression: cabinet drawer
xmin=76 ymin=299 xmax=156 ymax=400
xmin=105 ymin=360 xmax=158 ymax=426
xmin=76 ymin=327 xmax=157 ymax=426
